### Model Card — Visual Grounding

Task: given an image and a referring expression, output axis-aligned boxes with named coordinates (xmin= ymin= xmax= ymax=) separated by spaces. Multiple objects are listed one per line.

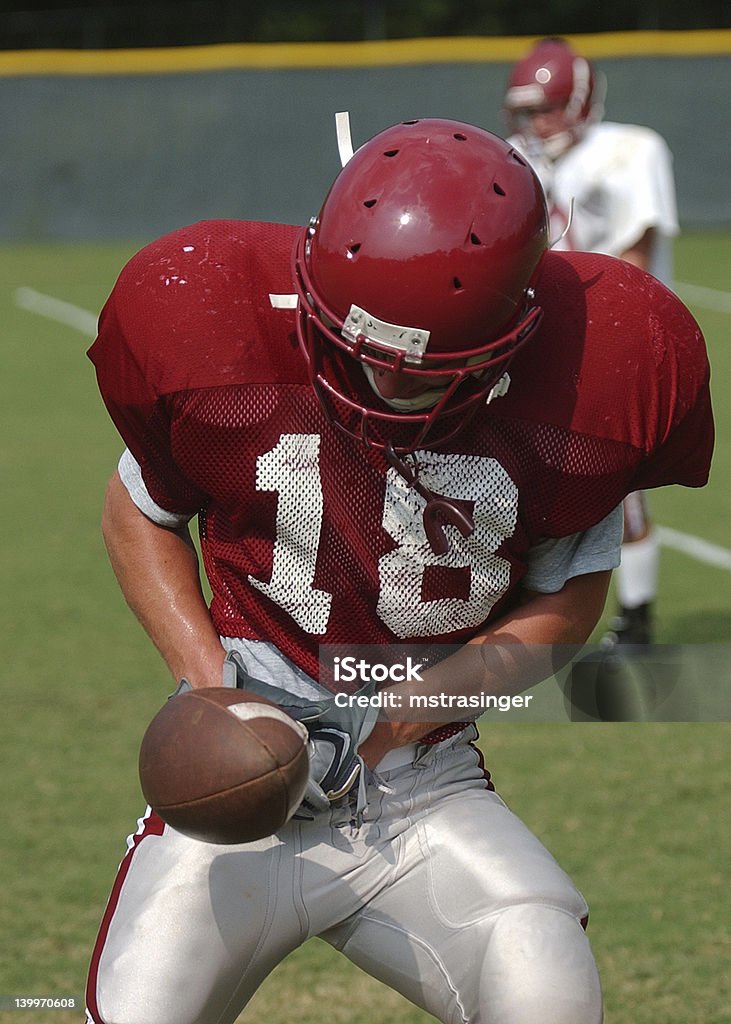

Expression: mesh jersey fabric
xmin=88 ymin=219 xmax=713 ymax=685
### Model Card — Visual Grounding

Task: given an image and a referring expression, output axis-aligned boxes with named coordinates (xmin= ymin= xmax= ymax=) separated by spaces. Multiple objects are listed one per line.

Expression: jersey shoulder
xmin=501 ymin=250 xmax=712 ymax=481
xmin=89 ymin=219 xmax=304 ymax=396
xmin=574 ymin=122 xmax=672 ymax=166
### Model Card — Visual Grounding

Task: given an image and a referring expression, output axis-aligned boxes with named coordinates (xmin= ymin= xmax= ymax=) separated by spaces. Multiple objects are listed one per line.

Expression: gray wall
xmin=1 ymin=55 xmax=728 ymax=241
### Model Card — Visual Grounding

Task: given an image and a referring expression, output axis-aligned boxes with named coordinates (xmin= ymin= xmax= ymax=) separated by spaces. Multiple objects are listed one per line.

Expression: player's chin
xmin=373 ymin=377 xmax=422 ymax=401
xmin=372 ymin=374 xmax=444 ymax=401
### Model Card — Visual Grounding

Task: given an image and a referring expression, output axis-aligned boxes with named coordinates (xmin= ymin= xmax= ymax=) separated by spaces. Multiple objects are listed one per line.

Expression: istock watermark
xmin=321 ymin=643 xmax=540 ymax=721
xmin=333 ymin=654 xmax=425 ymax=684
xmin=333 ymin=688 xmax=533 ymax=712
xmin=319 ymin=643 xmax=731 ymax=723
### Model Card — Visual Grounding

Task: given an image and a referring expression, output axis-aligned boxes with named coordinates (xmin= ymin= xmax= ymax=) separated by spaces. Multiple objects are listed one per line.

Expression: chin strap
xmin=384 ymin=446 xmax=475 ymax=556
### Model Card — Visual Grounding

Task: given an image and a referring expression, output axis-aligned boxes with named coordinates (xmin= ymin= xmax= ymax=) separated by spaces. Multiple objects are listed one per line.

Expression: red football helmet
xmin=293 ymin=118 xmax=548 ymax=452
xmin=504 ymin=38 xmax=605 ymax=158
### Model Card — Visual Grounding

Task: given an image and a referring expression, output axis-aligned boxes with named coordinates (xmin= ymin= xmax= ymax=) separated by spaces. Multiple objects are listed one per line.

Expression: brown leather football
xmin=138 ymin=687 xmax=309 ymax=844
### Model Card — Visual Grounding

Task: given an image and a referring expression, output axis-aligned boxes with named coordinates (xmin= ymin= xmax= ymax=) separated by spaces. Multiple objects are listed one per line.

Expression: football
xmin=138 ymin=687 xmax=310 ymax=844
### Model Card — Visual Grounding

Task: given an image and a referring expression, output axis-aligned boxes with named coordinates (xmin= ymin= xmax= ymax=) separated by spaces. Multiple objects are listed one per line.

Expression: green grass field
xmin=1 ymin=232 xmax=729 ymax=1023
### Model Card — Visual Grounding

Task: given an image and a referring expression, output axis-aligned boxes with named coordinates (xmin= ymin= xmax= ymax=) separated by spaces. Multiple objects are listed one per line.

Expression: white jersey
xmin=509 ymin=121 xmax=679 ymax=284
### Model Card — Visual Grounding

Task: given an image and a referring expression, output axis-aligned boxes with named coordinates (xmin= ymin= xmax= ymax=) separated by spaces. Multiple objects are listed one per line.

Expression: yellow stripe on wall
xmin=1 ymin=30 xmax=730 ymax=76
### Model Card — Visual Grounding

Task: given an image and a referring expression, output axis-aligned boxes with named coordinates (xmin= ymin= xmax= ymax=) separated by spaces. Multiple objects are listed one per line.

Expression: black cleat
xmin=603 ymin=601 xmax=653 ymax=647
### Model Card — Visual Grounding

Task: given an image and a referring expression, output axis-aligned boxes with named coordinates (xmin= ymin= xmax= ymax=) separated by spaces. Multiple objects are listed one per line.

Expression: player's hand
xmin=299 ymin=723 xmax=364 ymax=814
xmin=357 ymin=718 xmax=406 ymax=769
xmin=168 ymin=678 xmax=193 ymax=699
xmin=221 ymin=650 xmax=378 ymax=817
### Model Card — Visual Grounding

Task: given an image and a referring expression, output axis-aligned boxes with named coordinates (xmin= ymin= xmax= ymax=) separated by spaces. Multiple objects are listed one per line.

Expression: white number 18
xmin=248 ymin=434 xmax=517 ymax=639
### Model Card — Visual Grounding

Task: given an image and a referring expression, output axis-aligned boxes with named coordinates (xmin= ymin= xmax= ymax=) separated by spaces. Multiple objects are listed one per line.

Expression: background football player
xmin=84 ymin=118 xmax=712 ymax=1024
xmin=503 ymin=36 xmax=680 ymax=646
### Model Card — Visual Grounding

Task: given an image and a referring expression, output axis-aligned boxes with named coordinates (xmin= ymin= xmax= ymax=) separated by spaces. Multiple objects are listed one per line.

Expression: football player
xmin=84 ymin=118 xmax=712 ymax=1024
xmin=503 ymin=36 xmax=681 ymax=645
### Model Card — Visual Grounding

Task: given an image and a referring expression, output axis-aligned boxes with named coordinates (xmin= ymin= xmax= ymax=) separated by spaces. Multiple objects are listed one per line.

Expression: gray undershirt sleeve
xmin=523 ymin=504 xmax=624 ymax=594
xmin=117 ymin=448 xmax=193 ymax=529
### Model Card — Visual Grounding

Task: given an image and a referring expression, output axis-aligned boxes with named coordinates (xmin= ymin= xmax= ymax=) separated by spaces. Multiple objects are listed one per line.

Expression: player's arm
xmin=359 ymin=569 xmax=610 ymax=768
xmin=102 ymin=470 xmax=226 ymax=689
xmin=619 ymin=227 xmax=654 ymax=272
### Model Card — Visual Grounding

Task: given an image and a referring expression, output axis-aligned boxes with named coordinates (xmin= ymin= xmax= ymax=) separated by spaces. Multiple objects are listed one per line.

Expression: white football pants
xmin=86 ymin=727 xmax=602 ymax=1024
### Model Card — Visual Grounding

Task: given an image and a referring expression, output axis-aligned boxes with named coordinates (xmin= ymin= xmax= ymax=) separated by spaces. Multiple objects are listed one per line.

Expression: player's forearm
xmin=359 ymin=571 xmax=610 ymax=764
xmin=101 ymin=471 xmax=225 ymax=689
xmin=427 ymin=569 xmax=610 ymax=697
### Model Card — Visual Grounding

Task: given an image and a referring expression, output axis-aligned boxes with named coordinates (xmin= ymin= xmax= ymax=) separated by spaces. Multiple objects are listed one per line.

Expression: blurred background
xmin=1 ymin=2 xmax=729 ymax=240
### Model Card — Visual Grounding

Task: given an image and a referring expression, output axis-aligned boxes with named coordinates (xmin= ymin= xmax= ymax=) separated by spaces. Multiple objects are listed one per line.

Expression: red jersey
xmin=88 ymin=220 xmax=713 ymax=683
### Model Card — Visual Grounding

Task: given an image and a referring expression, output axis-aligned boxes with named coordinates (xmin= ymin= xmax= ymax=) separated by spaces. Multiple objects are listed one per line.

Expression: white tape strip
xmin=335 ymin=110 xmax=354 ymax=167
xmin=269 ymin=293 xmax=298 ymax=308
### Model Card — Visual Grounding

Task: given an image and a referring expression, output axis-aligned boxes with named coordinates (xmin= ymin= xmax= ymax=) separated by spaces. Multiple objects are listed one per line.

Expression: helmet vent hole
xmin=384 ymin=149 xmax=400 ymax=158
xmin=470 ymin=233 xmax=482 ymax=246
xmin=453 ymin=133 xmax=467 ymax=141
xmin=453 ymin=277 xmax=463 ymax=290
xmin=493 ymin=182 xmax=506 ymax=196
xmin=349 ymin=243 xmax=362 ymax=255
xmin=363 ymin=199 xmax=377 ymax=208
xmin=511 ymin=151 xmax=527 ymax=167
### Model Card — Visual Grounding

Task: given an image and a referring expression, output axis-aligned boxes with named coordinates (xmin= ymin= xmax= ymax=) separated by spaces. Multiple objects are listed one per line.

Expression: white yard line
xmin=13 ymin=286 xmax=98 ymax=337
xmin=657 ymin=526 xmax=731 ymax=570
xmin=674 ymin=281 xmax=731 ymax=315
